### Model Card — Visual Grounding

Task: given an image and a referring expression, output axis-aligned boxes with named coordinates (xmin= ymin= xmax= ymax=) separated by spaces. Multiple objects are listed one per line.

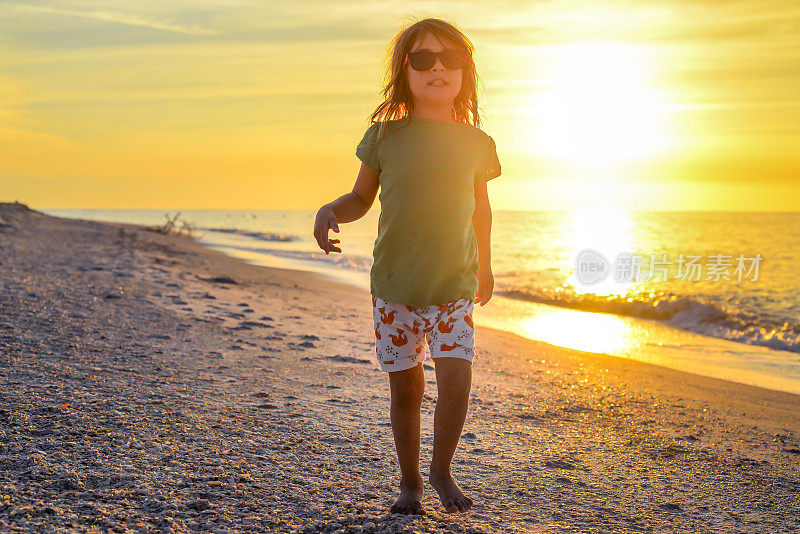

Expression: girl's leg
xmin=388 ymin=362 xmax=426 ymax=515
xmin=429 ymin=356 xmax=474 ymax=513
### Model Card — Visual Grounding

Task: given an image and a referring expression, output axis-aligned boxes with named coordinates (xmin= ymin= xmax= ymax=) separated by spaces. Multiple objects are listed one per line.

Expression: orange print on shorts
xmin=446 ymin=301 xmax=465 ymax=315
xmin=437 ymin=317 xmax=458 ymax=333
xmin=379 ymin=306 xmax=396 ymax=325
xmin=421 ymin=316 xmax=433 ymax=331
xmin=389 ymin=329 xmax=409 ymax=347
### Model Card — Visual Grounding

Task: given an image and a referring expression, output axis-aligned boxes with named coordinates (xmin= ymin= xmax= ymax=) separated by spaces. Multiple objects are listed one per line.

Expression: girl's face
xmin=405 ymin=32 xmax=464 ymax=107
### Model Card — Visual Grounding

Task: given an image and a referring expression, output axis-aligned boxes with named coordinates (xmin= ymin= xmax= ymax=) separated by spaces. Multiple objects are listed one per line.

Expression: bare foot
xmin=429 ymin=471 xmax=473 ymax=513
xmin=390 ymin=475 xmax=426 ymax=515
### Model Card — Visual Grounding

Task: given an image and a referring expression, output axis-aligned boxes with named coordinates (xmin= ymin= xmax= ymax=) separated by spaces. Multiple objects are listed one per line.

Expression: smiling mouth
xmin=429 ymin=80 xmax=447 ymax=86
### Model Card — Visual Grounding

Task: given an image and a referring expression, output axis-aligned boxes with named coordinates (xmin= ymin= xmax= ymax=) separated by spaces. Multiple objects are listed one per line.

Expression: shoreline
xmin=43 ymin=209 xmax=800 ymax=394
xmin=45 ymin=207 xmax=800 ymax=405
xmin=45 ymin=208 xmax=800 ymax=396
xmin=2 ymin=202 xmax=799 ymax=533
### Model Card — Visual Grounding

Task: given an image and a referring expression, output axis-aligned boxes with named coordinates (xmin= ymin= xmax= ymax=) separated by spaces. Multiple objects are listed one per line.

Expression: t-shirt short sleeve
xmin=474 ymin=135 xmax=501 ymax=186
xmin=356 ymin=123 xmax=382 ymax=174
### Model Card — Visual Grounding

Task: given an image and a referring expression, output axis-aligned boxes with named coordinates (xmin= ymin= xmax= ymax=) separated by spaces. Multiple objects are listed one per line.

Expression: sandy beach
xmin=1 ymin=201 xmax=799 ymax=533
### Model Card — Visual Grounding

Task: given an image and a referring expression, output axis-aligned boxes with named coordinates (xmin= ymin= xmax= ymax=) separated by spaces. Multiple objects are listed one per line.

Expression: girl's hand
xmin=313 ymin=206 xmax=342 ymax=254
xmin=474 ymin=267 xmax=494 ymax=306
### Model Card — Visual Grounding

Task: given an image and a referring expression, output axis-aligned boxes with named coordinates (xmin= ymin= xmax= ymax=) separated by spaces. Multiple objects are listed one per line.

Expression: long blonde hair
xmin=367 ymin=18 xmax=483 ymax=144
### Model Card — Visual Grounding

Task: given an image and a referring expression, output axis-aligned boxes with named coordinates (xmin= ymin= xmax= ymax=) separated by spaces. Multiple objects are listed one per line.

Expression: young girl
xmin=313 ymin=18 xmax=500 ymax=516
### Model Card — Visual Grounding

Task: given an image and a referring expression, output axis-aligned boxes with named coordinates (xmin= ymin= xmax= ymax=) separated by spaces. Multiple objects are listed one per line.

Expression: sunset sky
xmin=1 ymin=1 xmax=798 ymax=211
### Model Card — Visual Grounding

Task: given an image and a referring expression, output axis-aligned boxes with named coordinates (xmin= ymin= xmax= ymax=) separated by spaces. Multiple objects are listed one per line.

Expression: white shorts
xmin=372 ymin=294 xmax=475 ymax=372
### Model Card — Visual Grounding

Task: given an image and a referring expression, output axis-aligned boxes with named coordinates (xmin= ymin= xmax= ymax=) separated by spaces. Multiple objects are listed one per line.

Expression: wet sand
xmin=1 ymin=202 xmax=799 ymax=533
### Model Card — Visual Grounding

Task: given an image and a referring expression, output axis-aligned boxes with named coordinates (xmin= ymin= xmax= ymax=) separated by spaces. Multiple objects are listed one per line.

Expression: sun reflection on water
xmin=566 ymin=206 xmax=643 ymax=297
xmin=518 ymin=306 xmax=640 ymax=355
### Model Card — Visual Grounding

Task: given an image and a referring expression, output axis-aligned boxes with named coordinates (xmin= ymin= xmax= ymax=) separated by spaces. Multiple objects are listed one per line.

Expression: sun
xmin=533 ymin=41 xmax=671 ymax=166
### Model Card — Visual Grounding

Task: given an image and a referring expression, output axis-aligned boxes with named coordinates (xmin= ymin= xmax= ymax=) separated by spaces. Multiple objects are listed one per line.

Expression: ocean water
xmin=44 ymin=208 xmax=800 ymax=394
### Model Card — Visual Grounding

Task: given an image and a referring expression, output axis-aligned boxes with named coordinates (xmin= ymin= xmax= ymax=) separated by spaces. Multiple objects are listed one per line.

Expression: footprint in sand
xmin=199 ymin=275 xmax=237 ymax=284
xmin=240 ymin=321 xmax=269 ymax=328
xmin=326 ymin=355 xmax=368 ymax=364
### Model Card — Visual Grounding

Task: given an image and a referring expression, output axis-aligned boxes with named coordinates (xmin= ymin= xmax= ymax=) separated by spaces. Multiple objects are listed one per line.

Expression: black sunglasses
xmin=404 ymin=48 xmax=469 ymax=71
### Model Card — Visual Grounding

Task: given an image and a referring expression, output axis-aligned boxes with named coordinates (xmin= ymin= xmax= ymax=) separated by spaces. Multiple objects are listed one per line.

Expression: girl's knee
xmin=389 ymin=365 xmax=425 ymax=404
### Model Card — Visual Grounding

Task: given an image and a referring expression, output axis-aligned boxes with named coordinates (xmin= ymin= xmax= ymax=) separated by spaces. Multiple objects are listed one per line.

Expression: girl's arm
xmin=314 ymin=162 xmax=379 ymax=254
xmin=472 ymin=181 xmax=492 ymax=271
xmin=327 ymin=163 xmax=380 ymax=223
xmin=472 ymin=181 xmax=494 ymax=305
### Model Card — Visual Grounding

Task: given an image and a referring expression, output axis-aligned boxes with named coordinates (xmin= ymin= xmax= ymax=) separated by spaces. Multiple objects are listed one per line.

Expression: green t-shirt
xmin=356 ymin=116 xmax=501 ymax=308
